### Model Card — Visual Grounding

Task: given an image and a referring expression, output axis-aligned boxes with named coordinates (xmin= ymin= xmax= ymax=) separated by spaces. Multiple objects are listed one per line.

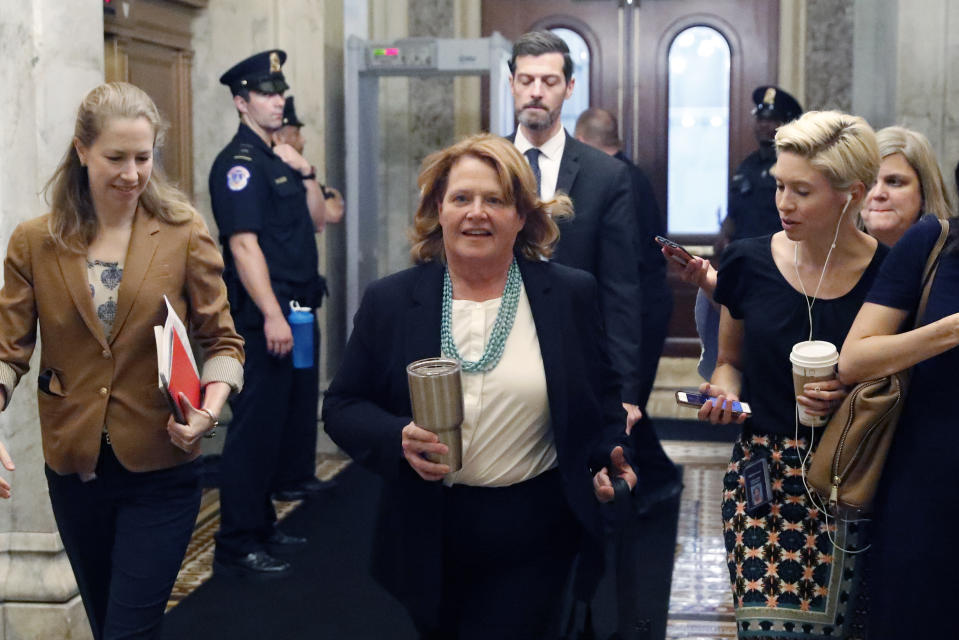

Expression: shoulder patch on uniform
xmin=227 ymin=165 xmax=251 ymax=191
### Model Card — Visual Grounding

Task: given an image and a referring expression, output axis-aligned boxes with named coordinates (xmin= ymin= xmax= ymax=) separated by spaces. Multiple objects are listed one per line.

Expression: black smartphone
xmin=654 ymin=235 xmax=695 ymax=266
xmin=675 ymin=390 xmax=751 ymax=416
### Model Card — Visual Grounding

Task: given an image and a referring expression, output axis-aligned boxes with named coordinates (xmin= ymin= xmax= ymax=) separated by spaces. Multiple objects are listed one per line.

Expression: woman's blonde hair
xmin=774 ymin=110 xmax=880 ymax=192
xmin=876 ymin=125 xmax=955 ymax=220
xmin=409 ymin=133 xmax=572 ymax=264
xmin=44 ymin=82 xmax=194 ymax=251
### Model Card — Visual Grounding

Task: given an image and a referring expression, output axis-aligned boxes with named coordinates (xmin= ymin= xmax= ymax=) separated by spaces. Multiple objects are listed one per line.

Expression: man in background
xmin=575 ymin=107 xmax=682 ymax=640
xmin=508 ymin=31 xmax=644 ymax=432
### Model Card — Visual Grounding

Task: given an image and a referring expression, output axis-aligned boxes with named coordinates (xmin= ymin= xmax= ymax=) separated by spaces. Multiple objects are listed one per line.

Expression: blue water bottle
xmin=287 ymin=300 xmax=314 ymax=369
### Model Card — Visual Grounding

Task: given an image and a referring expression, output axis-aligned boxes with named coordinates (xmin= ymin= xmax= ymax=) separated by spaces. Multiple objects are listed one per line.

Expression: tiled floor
xmin=168 ymin=441 xmax=739 ymax=638
xmin=663 ymin=441 xmax=737 ymax=639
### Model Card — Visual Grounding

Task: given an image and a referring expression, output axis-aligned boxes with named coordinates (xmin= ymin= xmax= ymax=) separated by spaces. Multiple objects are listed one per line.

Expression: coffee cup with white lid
xmin=789 ymin=340 xmax=839 ymax=427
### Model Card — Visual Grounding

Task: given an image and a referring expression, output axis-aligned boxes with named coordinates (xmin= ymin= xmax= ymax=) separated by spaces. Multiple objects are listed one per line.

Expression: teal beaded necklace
xmin=441 ymin=258 xmax=522 ymax=373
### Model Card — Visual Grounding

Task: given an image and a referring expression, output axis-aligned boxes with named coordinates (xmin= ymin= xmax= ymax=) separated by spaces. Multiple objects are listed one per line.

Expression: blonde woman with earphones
xmin=694 ymin=111 xmax=888 ymax=640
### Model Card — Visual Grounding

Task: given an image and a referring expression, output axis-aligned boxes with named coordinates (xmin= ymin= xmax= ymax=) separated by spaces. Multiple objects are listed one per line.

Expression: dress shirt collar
xmin=514 ymin=128 xmax=566 ymax=199
xmin=514 ymin=127 xmax=566 ymax=162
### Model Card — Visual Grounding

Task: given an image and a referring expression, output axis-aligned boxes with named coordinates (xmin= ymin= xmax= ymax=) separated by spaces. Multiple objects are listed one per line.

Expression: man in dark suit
xmin=573 ymin=106 xmax=681 ymax=504
xmin=574 ymin=107 xmax=671 ymax=411
xmin=575 ymin=107 xmax=682 ymax=640
xmin=508 ymin=31 xmax=644 ymax=431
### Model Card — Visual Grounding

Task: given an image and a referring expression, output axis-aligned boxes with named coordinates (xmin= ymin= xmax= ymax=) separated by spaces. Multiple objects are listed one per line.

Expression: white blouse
xmin=445 ymin=283 xmax=557 ymax=487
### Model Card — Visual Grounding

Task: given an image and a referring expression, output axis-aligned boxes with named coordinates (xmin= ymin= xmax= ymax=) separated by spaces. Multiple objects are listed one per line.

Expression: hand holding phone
xmin=655 ymin=235 xmax=694 ymax=266
xmin=675 ymin=390 xmax=751 ymax=417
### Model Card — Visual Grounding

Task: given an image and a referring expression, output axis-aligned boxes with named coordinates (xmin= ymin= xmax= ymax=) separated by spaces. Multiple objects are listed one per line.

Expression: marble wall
xmin=896 ymin=0 xmax=959 ymax=179
xmin=370 ymin=0 xmax=480 ymax=279
xmin=798 ymin=0 xmax=959 ymax=198
xmin=0 ymin=3 xmax=103 ymax=637
xmin=803 ymin=0 xmax=854 ymax=111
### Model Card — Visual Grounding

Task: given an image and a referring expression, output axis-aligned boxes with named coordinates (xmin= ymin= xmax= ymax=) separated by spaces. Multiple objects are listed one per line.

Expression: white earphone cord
xmin=793 ymin=194 xmax=871 ymax=555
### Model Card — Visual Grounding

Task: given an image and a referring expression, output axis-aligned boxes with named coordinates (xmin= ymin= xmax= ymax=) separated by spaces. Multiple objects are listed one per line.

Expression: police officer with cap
xmin=274 ymin=96 xmax=306 ymax=152
xmin=726 ymin=85 xmax=802 ymax=241
xmin=210 ymin=49 xmax=328 ymax=578
xmin=271 ymin=96 xmax=345 ymax=228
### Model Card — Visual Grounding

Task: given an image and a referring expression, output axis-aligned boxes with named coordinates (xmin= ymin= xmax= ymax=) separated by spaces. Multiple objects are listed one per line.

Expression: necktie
xmin=524 ymin=148 xmax=542 ymax=197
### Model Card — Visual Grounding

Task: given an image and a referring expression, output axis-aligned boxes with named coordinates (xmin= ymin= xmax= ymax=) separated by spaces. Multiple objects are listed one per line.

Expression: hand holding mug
xmin=401 ymin=421 xmax=450 ymax=482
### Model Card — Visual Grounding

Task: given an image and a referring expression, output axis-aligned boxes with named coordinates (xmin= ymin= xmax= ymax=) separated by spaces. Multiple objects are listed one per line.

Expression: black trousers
xmin=636 ymin=289 xmax=672 ymax=410
xmin=271 ymin=318 xmax=321 ymax=492
xmin=45 ymin=442 xmax=200 ymax=640
xmin=215 ymin=324 xmax=319 ymax=557
xmin=632 ymin=292 xmax=681 ymax=506
xmin=416 ymin=469 xmax=582 ymax=640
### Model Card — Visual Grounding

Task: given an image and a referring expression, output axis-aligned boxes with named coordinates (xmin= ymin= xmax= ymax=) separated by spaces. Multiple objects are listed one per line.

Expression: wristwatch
xmin=300 ymin=165 xmax=317 ymax=181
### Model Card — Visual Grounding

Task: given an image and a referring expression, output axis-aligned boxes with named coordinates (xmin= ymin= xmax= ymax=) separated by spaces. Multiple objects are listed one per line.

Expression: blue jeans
xmin=45 ymin=440 xmax=200 ymax=640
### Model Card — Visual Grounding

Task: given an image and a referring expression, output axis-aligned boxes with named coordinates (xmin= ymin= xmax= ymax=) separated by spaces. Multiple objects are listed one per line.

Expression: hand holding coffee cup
xmin=796 ymin=378 xmax=847 ymax=421
xmin=790 ymin=341 xmax=842 ymax=426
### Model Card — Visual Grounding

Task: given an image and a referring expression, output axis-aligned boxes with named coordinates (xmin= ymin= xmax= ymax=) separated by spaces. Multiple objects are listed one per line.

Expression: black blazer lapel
xmin=405 ymin=262 xmax=444 ymax=365
xmin=556 ymin=133 xmax=582 ymax=195
xmin=519 ymin=260 xmax=569 ymax=440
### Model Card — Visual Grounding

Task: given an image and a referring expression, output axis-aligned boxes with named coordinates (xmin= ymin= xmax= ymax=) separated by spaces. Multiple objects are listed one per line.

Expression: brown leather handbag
xmin=807 ymin=219 xmax=949 ymax=515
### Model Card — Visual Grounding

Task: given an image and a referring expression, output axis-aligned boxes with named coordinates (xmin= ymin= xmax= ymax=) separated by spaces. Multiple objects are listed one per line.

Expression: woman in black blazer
xmin=323 ymin=134 xmax=635 ymax=639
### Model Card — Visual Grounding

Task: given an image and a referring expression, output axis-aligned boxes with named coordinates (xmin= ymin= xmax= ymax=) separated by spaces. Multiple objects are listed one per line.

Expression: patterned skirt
xmin=722 ymin=432 xmax=868 ymax=639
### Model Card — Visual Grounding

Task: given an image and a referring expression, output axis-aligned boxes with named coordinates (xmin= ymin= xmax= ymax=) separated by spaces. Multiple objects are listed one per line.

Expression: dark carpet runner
xmin=162 ymin=419 xmax=715 ymax=639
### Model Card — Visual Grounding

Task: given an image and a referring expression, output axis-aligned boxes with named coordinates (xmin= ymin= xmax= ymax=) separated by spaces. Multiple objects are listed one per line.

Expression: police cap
xmin=219 ymin=50 xmax=289 ymax=96
xmin=751 ymin=86 xmax=802 ymax=123
xmin=282 ymin=96 xmax=305 ymax=128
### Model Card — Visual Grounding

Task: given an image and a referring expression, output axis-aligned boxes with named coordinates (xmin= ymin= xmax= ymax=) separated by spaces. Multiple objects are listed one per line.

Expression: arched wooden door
xmin=482 ymin=0 xmax=780 ymax=356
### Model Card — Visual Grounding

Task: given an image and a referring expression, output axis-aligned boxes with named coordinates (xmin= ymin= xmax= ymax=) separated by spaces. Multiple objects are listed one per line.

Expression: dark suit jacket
xmin=322 ymin=258 xmax=626 ymax=625
xmin=513 ymin=132 xmax=644 ymax=404
xmin=0 ymin=209 xmax=244 ymax=474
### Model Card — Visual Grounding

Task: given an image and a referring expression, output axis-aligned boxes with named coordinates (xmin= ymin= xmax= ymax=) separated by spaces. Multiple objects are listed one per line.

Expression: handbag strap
xmin=898 ymin=218 xmax=950 ymax=390
xmin=913 ymin=218 xmax=950 ymax=331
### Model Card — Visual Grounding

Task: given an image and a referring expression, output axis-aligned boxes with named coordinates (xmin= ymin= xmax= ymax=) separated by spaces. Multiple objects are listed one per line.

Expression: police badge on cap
xmin=751 ymin=85 xmax=802 ymax=123
xmin=219 ymin=49 xmax=290 ymax=96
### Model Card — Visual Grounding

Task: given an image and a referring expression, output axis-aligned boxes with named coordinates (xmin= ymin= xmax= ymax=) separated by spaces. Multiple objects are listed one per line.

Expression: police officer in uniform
xmin=210 ymin=50 xmax=328 ymax=577
xmin=727 ymin=86 xmax=802 ymax=241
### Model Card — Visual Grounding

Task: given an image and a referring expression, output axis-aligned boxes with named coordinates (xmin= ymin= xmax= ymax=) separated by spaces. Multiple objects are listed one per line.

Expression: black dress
xmin=715 ymin=236 xmax=889 ymax=436
xmin=712 ymin=235 xmax=887 ymax=639
xmin=861 ymin=214 xmax=958 ymax=639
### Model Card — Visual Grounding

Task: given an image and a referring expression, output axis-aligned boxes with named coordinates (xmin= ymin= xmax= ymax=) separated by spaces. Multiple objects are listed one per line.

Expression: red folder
xmin=155 ymin=296 xmax=200 ymax=424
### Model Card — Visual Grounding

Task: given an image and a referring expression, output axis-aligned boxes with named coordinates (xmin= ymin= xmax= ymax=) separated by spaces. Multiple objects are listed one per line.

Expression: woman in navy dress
xmin=839 ymin=213 xmax=958 ymax=638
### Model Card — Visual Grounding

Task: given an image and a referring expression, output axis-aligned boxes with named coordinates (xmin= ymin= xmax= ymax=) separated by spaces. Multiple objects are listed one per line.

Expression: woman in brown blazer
xmin=0 ymin=83 xmax=244 ymax=639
